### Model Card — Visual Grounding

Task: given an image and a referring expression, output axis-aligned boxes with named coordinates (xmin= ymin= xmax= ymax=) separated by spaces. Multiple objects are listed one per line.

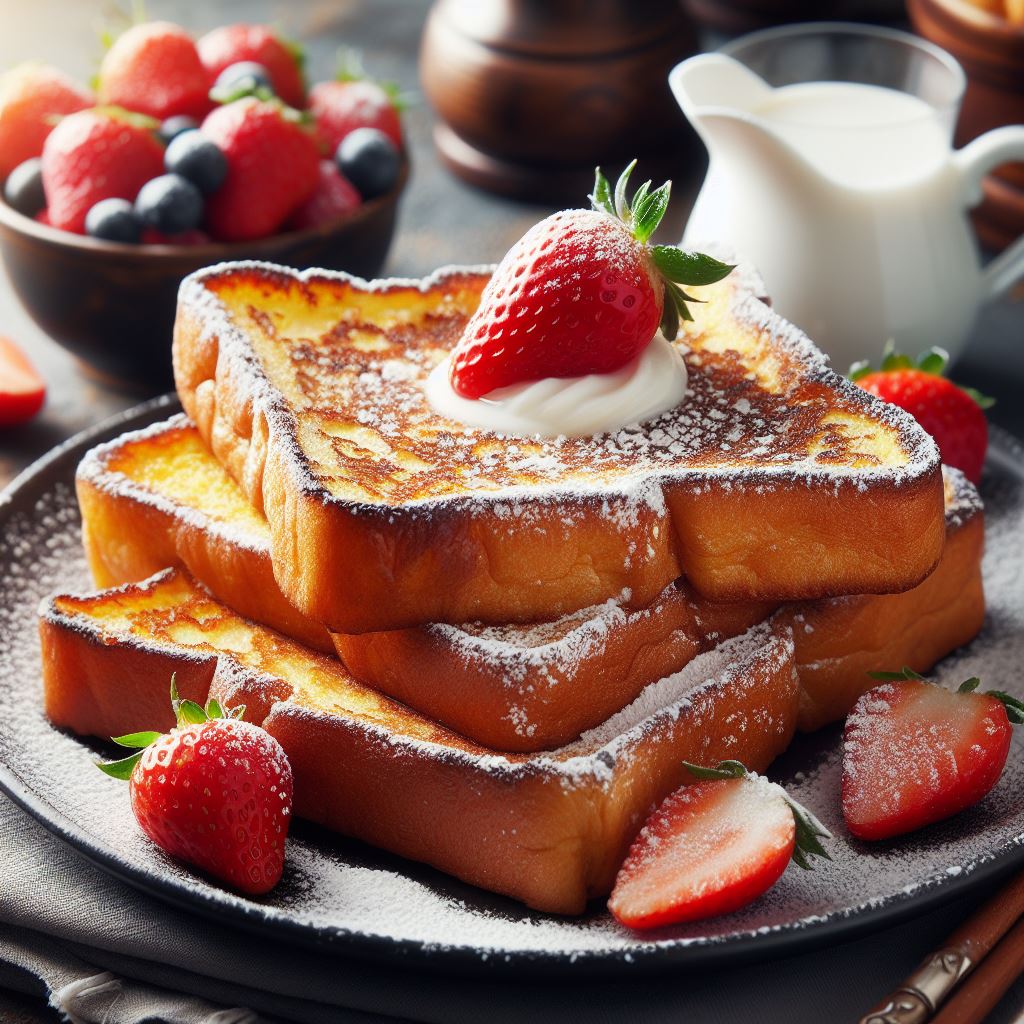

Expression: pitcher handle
xmin=953 ymin=125 xmax=1024 ymax=301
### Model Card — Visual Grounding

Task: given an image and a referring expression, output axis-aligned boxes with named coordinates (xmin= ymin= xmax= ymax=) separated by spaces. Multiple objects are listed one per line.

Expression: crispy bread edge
xmin=173 ymin=260 xmax=944 ymax=631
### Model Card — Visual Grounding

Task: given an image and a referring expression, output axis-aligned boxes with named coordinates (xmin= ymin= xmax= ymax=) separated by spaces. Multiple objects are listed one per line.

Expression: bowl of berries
xmin=0 ymin=21 xmax=408 ymax=390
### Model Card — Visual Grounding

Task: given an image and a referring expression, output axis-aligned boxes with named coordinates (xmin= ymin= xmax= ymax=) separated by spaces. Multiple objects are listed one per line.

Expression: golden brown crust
xmin=782 ymin=511 xmax=986 ymax=731
xmin=335 ymin=587 xmax=774 ymax=751
xmin=38 ymin=569 xmax=798 ymax=913
xmin=173 ymin=261 xmax=945 ymax=632
xmin=77 ymin=419 xmax=982 ymax=751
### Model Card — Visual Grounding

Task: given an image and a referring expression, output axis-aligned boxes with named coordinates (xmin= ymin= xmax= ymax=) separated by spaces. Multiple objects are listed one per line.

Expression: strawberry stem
xmin=849 ymin=346 xmax=996 ymax=409
xmin=682 ymin=761 xmax=831 ymax=870
xmin=97 ymin=675 xmax=245 ymax=780
xmin=590 ymin=162 xmax=734 ymax=340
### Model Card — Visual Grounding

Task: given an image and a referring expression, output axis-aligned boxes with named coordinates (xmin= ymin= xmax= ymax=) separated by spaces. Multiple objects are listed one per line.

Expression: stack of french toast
xmin=38 ymin=255 xmax=985 ymax=916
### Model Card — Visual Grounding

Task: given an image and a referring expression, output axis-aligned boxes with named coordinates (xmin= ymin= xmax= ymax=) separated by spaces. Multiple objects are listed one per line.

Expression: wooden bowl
xmin=909 ymin=0 xmax=1024 ymax=250
xmin=0 ymin=162 xmax=408 ymax=392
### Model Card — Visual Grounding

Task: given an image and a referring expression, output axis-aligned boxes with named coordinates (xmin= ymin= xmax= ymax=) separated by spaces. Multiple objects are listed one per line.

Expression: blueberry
xmin=335 ymin=128 xmax=401 ymax=200
xmin=85 ymin=198 xmax=142 ymax=243
xmin=158 ymin=115 xmax=199 ymax=145
xmin=164 ymin=131 xmax=227 ymax=194
xmin=212 ymin=61 xmax=273 ymax=100
xmin=134 ymin=174 xmax=203 ymax=234
xmin=3 ymin=158 xmax=46 ymax=218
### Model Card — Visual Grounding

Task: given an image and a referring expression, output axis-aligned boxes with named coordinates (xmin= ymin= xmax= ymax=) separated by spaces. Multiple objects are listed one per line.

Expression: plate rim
xmin=2 ymin=395 xmax=1023 ymax=976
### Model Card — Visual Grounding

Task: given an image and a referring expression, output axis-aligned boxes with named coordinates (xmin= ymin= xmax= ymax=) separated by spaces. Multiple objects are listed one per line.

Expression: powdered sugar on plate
xmin=0 ymin=409 xmax=1022 ymax=969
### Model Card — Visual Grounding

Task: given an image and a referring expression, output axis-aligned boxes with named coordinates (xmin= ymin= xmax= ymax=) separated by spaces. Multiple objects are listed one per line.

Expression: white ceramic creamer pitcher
xmin=670 ymin=24 xmax=1024 ymax=372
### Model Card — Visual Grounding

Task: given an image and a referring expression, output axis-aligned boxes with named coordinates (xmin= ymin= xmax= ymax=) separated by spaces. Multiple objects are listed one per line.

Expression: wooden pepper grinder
xmin=419 ymin=0 xmax=700 ymax=202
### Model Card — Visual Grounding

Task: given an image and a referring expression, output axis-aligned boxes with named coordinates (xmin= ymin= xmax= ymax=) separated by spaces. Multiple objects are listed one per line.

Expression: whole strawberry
xmin=201 ymin=97 xmax=319 ymax=241
xmin=99 ymin=679 xmax=293 ymax=895
xmin=449 ymin=161 xmax=734 ymax=399
xmin=843 ymin=668 xmax=1024 ymax=841
xmin=98 ymin=21 xmax=211 ymax=122
xmin=851 ymin=348 xmax=991 ymax=484
xmin=0 ymin=63 xmax=92 ymax=178
xmin=609 ymin=760 xmax=830 ymax=929
xmin=308 ymin=51 xmax=402 ymax=156
xmin=198 ymin=24 xmax=306 ymax=109
xmin=309 ymin=80 xmax=402 ymax=156
xmin=42 ymin=108 xmax=164 ymax=234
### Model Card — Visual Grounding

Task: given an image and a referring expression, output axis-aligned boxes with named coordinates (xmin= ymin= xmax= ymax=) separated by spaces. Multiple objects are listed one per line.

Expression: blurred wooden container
xmin=419 ymin=0 xmax=699 ymax=202
xmin=910 ymin=0 xmax=1024 ymax=251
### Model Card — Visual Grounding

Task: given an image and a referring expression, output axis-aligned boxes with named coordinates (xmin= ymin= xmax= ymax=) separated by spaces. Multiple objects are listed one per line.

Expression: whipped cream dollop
xmin=425 ymin=332 xmax=688 ymax=438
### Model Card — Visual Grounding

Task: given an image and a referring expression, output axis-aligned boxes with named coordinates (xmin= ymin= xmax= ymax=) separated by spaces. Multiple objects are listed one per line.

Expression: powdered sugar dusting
xmin=1 ymin=420 xmax=1022 ymax=966
xmin=177 ymin=258 xmax=940 ymax=519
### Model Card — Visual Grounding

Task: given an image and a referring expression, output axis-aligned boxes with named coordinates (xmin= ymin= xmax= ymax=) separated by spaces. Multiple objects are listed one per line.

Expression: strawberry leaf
xmin=613 ymin=159 xmax=637 ymax=222
xmin=659 ymin=288 xmax=680 ymax=341
xmin=682 ymin=759 xmax=749 ymax=781
xmin=880 ymin=351 xmax=914 ymax=372
xmin=210 ymin=80 xmax=277 ymax=105
xmin=630 ymin=179 xmax=653 ymax=217
xmin=964 ymin=386 xmax=997 ymax=410
xmin=205 ymin=697 xmax=224 ymax=720
xmin=848 ymin=359 xmax=872 ymax=382
xmin=958 ymin=677 xmax=981 ymax=694
xmin=651 ymin=247 xmax=734 ymax=287
xmin=590 ymin=168 xmax=615 ymax=218
xmin=229 ymin=704 xmax=247 ymax=720
xmin=111 ymin=731 xmax=161 ymax=749
xmin=177 ymin=699 xmax=208 ymax=727
xmin=917 ymin=347 xmax=949 ymax=376
xmin=788 ymin=797 xmax=832 ymax=870
xmin=97 ymin=750 xmax=143 ymax=781
xmin=632 ymin=182 xmax=671 ymax=245
xmin=93 ymin=105 xmax=161 ymax=134
xmin=170 ymin=673 xmax=181 ymax=720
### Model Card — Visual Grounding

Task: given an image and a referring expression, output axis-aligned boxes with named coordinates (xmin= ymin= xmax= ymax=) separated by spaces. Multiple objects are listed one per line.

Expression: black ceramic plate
xmin=1 ymin=395 xmax=1023 ymax=976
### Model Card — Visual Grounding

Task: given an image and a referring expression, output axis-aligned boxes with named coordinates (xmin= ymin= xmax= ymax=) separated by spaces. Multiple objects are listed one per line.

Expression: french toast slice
xmin=39 ymin=569 xmax=797 ymax=914
xmin=76 ymin=415 xmax=333 ymax=654
xmin=173 ymin=260 xmax=944 ymax=633
xmin=77 ymin=417 xmax=983 ymax=748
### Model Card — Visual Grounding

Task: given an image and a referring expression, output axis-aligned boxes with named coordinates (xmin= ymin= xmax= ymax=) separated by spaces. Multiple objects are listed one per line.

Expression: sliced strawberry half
xmin=843 ymin=668 xmax=1024 ymax=841
xmin=609 ymin=761 xmax=830 ymax=929
xmin=0 ymin=336 xmax=45 ymax=426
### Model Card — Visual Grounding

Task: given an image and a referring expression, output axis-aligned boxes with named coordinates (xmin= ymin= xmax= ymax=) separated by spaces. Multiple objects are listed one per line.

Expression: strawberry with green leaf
xmin=308 ymin=49 xmax=404 ymax=155
xmin=449 ymin=161 xmax=735 ymax=399
xmin=41 ymin=107 xmax=165 ymax=234
xmin=198 ymin=24 xmax=307 ymax=110
xmin=843 ymin=667 xmax=1024 ymax=841
xmin=850 ymin=346 xmax=992 ymax=484
xmin=609 ymin=760 xmax=830 ymax=929
xmin=99 ymin=676 xmax=293 ymax=895
xmin=97 ymin=21 xmax=212 ymax=122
